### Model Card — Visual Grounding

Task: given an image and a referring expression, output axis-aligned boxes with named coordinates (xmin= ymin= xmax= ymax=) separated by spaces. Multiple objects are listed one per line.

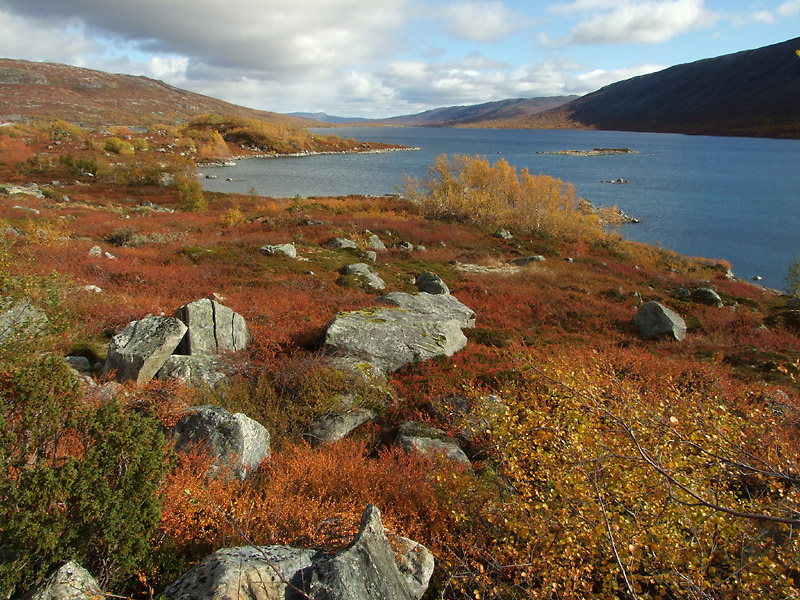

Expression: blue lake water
xmin=200 ymin=127 xmax=800 ymax=290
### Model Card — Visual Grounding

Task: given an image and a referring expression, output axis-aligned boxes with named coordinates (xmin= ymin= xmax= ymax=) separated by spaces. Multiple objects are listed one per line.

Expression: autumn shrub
xmin=102 ymin=136 xmax=135 ymax=155
xmin=0 ymin=355 xmax=169 ymax=595
xmin=176 ymin=176 xmax=207 ymax=212
xmin=403 ymin=154 xmax=604 ymax=241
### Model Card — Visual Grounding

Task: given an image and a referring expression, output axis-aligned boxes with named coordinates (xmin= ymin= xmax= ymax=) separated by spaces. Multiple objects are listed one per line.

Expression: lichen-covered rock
xmin=634 ymin=301 xmax=687 ymax=341
xmin=157 ymin=355 xmax=229 ymax=387
xmin=0 ymin=296 xmax=48 ymax=345
xmin=415 ymin=271 xmax=449 ymax=295
xmin=494 ymin=228 xmax=513 ymax=239
xmin=259 ymin=243 xmax=297 ymax=259
xmin=394 ymin=536 xmax=436 ymax=600
xmin=324 ymin=237 xmax=357 ymax=250
xmin=307 ymin=406 xmax=377 ymax=446
xmin=339 ymin=263 xmax=386 ymax=292
xmin=377 ymin=292 xmax=476 ymax=329
xmin=103 ymin=315 xmax=187 ymax=384
xmin=21 ymin=561 xmax=101 ymax=600
xmin=175 ymin=298 xmax=249 ymax=355
xmin=171 ymin=405 xmax=270 ymax=479
xmin=396 ymin=421 xmax=471 ymax=467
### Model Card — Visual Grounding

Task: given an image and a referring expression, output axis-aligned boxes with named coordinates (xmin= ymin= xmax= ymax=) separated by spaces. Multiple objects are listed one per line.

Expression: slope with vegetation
xmin=1 ymin=120 xmax=800 ymax=599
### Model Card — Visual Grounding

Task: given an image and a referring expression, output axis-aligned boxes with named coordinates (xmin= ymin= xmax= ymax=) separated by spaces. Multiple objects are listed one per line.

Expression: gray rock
xmin=0 ymin=297 xmax=48 ymax=345
xmin=671 ymin=287 xmax=692 ymax=300
xmin=79 ymin=284 xmax=102 ymax=293
xmin=367 ymin=234 xmax=387 ymax=251
xmin=396 ymin=421 xmax=471 ymax=467
xmin=259 ymin=243 xmax=297 ymax=259
xmin=160 ymin=545 xmax=324 ymax=600
xmin=393 ymin=536 xmax=436 ymax=600
xmin=691 ymin=287 xmax=723 ymax=308
xmin=512 ymin=255 xmax=545 ymax=266
xmin=175 ymin=298 xmax=249 ymax=356
xmin=377 ymin=292 xmax=476 ymax=329
xmin=339 ymin=263 xmax=386 ymax=292
xmin=307 ymin=407 xmax=377 ymax=446
xmin=324 ymin=237 xmax=357 ymax=250
xmin=103 ymin=251 xmax=116 ymax=260
xmin=21 ymin=561 xmax=101 ymax=600
xmin=363 ymin=250 xmax=377 ymax=263
xmin=494 ymin=228 xmax=513 ymax=239
xmin=65 ymin=356 xmax=93 ymax=374
xmin=308 ymin=505 xmax=427 ymax=600
xmin=2 ymin=182 xmax=44 ymax=198
xmin=157 ymin=355 xmax=229 ymax=387
xmin=12 ymin=205 xmax=40 ymax=215
xmin=415 ymin=271 xmax=449 ymax=295
xmin=103 ymin=316 xmax=187 ymax=385
xmin=171 ymin=405 xmax=270 ymax=479
xmin=634 ymin=301 xmax=686 ymax=342
xmin=397 ymin=241 xmax=414 ymax=251
xmin=88 ymin=245 xmax=102 ymax=257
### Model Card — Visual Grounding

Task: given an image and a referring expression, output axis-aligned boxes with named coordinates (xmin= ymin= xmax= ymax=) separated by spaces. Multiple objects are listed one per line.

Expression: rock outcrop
xmin=634 ymin=301 xmax=687 ymax=341
xmin=325 ymin=293 xmax=475 ymax=374
xmin=21 ymin=561 xmax=101 ymax=600
xmin=103 ymin=315 xmax=187 ymax=384
xmin=171 ymin=405 xmax=271 ymax=479
xmin=0 ymin=296 xmax=48 ymax=345
xmin=259 ymin=243 xmax=297 ymax=259
xmin=161 ymin=505 xmax=433 ymax=600
xmin=175 ymin=298 xmax=249 ymax=356
xmin=157 ymin=355 xmax=229 ymax=387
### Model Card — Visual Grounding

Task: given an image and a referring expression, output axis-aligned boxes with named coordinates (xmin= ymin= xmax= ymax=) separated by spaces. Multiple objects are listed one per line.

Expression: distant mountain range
xmin=0 ymin=59 xmax=318 ymax=128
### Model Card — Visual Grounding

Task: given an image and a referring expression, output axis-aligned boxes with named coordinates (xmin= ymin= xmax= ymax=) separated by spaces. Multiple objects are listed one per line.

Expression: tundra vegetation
xmin=0 ymin=118 xmax=799 ymax=599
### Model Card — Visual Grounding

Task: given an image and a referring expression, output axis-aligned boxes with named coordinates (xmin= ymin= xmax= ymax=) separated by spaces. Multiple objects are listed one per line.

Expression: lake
xmin=200 ymin=127 xmax=800 ymax=290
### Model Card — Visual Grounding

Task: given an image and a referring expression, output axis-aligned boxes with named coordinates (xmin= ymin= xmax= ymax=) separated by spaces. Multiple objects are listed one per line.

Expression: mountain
xmin=507 ymin=37 xmax=800 ymax=139
xmin=0 ymin=58 xmax=319 ymax=128
xmin=369 ymin=96 xmax=579 ymax=127
xmin=285 ymin=112 xmax=370 ymax=124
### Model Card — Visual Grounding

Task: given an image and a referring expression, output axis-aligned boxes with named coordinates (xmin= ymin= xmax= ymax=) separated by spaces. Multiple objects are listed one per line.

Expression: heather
xmin=1 ymin=121 xmax=799 ymax=599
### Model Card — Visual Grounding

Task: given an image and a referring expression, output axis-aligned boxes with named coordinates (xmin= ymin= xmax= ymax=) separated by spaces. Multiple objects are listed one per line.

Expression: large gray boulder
xmin=21 ymin=561 xmax=101 ymax=600
xmin=415 ymin=271 xmax=449 ymax=295
xmin=104 ymin=316 xmax=187 ymax=385
xmin=634 ymin=301 xmax=687 ymax=341
xmin=367 ymin=234 xmax=387 ymax=251
xmin=307 ymin=406 xmax=377 ymax=446
xmin=171 ymin=405 xmax=270 ymax=479
xmin=157 ymin=355 xmax=229 ymax=387
xmin=161 ymin=505 xmax=433 ymax=600
xmin=377 ymin=292 xmax=476 ymax=329
xmin=0 ymin=296 xmax=48 ymax=345
xmin=175 ymin=298 xmax=249 ymax=355
xmin=324 ymin=237 xmax=357 ymax=250
xmin=339 ymin=263 xmax=386 ymax=292
xmin=396 ymin=421 xmax=471 ymax=467
xmin=691 ymin=287 xmax=723 ymax=308
xmin=259 ymin=243 xmax=297 ymax=259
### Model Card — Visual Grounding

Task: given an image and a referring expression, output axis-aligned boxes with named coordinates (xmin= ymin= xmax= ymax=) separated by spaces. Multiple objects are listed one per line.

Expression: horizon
xmin=0 ymin=1 xmax=799 ymax=119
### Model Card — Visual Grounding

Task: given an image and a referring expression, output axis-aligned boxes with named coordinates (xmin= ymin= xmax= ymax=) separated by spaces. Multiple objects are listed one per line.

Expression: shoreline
xmin=197 ymin=146 xmax=420 ymax=168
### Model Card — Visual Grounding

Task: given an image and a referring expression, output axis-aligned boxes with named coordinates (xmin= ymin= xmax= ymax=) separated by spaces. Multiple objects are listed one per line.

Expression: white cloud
xmin=434 ymin=1 xmax=526 ymax=42
xmin=550 ymin=0 xmax=716 ymax=45
xmin=778 ymin=0 xmax=800 ymax=16
xmin=0 ymin=8 xmax=99 ymax=63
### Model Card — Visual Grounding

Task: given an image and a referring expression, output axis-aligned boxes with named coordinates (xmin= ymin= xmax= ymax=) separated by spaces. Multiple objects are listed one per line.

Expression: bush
xmin=0 ymin=355 xmax=169 ymax=594
xmin=102 ymin=136 xmax=134 ymax=155
xmin=176 ymin=176 xmax=207 ymax=212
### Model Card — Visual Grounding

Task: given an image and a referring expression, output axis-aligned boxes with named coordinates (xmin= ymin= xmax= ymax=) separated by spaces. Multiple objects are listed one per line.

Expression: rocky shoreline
xmin=537 ymin=147 xmax=638 ymax=156
xmin=197 ymin=145 xmax=419 ymax=168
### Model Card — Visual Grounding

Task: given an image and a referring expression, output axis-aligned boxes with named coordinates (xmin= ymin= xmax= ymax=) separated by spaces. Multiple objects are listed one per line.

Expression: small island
xmin=538 ymin=147 xmax=638 ymax=156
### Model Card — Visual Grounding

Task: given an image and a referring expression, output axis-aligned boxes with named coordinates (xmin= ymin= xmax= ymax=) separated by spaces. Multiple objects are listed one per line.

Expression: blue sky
xmin=0 ymin=0 xmax=798 ymax=117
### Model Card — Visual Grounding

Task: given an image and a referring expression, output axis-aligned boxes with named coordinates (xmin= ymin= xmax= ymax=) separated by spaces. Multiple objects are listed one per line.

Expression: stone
xmin=397 ymin=241 xmax=414 ymax=251
xmin=65 ymin=355 xmax=93 ymax=374
xmin=377 ymin=292 xmax=476 ymax=329
xmin=324 ymin=237 xmax=357 ymax=249
xmin=103 ymin=251 xmax=116 ymax=260
xmin=1 ymin=182 xmax=43 ymax=198
xmin=691 ymin=287 xmax=723 ymax=308
xmin=88 ymin=245 xmax=102 ymax=257
xmin=21 ymin=561 xmax=101 ymax=600
xmin=396 ymin=421 xmax=471 ymax=467
xmin=367 ymin=234 xmax=387 ymax=251
xmin=494 ymin=228 xmax=513 ymax=239
xmin=306 ymin=407 xmax=377 ymax=446
xmin=171 ymin=405 xmax=270 ymax=479
xmin=79 ymin=284 xmax=102 ymax=293
xmin=157 ymin=355 xmax=229 ymax=387
xmin=512 ymin=255 xmax=545 ymax=266
xmin=414 ymin=271 xmax=449 ymax=295
xmin=175 ymin=298 xmax=249 ymax=356
xmin=634 ymin=301 xmax=686 ymax=342
xmin=0 ymin=297 xmax=48 ymax=345
xmin=672 ymin=287 xmax=692 ymax=300
xmin=363 ymin=250 xmax=377 ymax=262
xmin=393 ymin=536 xmax=436 ymax=600
xmin=259 ymin=243 xmax=297 ymax=259
xmin=339 ymin=263 xmax=386 ymax=292
xmin=103 ymin=315 xmax=187 ymax=385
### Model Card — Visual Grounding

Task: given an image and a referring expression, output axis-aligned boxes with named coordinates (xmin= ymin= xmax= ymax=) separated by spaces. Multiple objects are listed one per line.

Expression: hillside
xmin=0 ymin=58 xmax=321 ymax=129
xmin=503 ymin=36 xmax=800 ymax=138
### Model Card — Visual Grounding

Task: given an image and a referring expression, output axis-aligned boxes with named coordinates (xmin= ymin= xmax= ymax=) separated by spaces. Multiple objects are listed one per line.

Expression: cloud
xmin=433 ymin=1 xmax=526 ymax=42
xmin=778 ymin=0 xmax=800 ymax=16
xmin=0 ymin=8 xmax=99 ymax=63
xmin=550 ymin=0 xmax=716 ymax=45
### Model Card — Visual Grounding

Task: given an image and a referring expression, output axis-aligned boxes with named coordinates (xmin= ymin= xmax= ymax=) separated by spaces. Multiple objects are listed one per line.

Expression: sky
xmin=0 ymin=0 xmax=798 ymax=118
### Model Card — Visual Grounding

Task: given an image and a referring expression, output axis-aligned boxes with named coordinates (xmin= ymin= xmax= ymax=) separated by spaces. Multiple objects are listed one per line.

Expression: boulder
xmin=0 ymin=296 xmax=48 ymax=345
xmin=1 ymin=183 xmax=43 ymax=198
xmin=157 ymin=355 xmax=229 ymax=387
xmin=367 ymin=234 xmax=387 ymax=251
xmin=512 ymin=255 xmax=545 ymax=266
xmin=634 ymin=301 xmax=686 ymax=341
xmin=363 ymin=250 xmax=377 ymax=263
xmin=691 ymin=287 xmax=723 ymax=308
xmin=396 ymin=421 xmax=471 ymax=467
xmin=415 ymin=271 xmax=449 ymax=295
xmin=88 ymin=245 xmax=102 ymax=257
xmin=377 ymin=292 xmax=476 ymax=329
xmin=324 ymin=237 xmax=357 ymax=250
xmin=171 ymin=405 xmax=270 ymax=479
xmin=339 ymin=263 xmax=386 ymax=292
xmin=175 ymin=298 xmax=249 ymax=356
xmin=259 ymin=243 xmax=297 ymax=259
xmin=307 ymin=407 xmax=377 ymax=446
xmin=161 ymin=505 xmax=433 ymax=600
xmin=103 ymin=316 xmax=187 ymax=385
xmin=21 ymin=561 xmax=101 ymax=600
xmin=396 ymin=241 xmax=414 ymax=251
xmin=494 ymin=228 xmax=513 ymax=239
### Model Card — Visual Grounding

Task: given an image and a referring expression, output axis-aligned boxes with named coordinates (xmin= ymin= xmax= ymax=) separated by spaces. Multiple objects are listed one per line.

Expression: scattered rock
xmin=88 ymin=245 xmax=102 ymax=257
xmin=415 ymin=271 xmax=449 ymax=295
xmin=339 ymin=263 xmax=386 ymax=292
xmin=396 ymin=241 xmax=414 ymax=251
xmin=157 ymin=355 xmax=229 ymax=388
xmin=396 ymin=421 xmax=471 ymax=467
xmin=103 ymin=315 xmax=187 ymax=385
xmin=0 ymin=296 xmax=49 ymax=345
xmin=12 ymin=205 xmax=40 ymax=215
xmin=175 ymin=298 xmax=249 ymax=356
xmin=79 ymin=284 xmax=102 ymax=293
xmin=259 ymin=243 xmax=297 ymax=259
xmin=363 ymin=250 xmax=377 ymax=262
xmin=171 ymin=405 xmax=270 ymax=479
xmin=494 ymin=228 xmax=513 ymax=239
xmin=2 ymin=183 xmax=43 ymax=198
xmin=512 ymin=255 xmax=545 ymax=266
xmin=367 ymin=234 xmax=387 ymax=251
xmin=303 ymin=219 xmax=325 ymax=226
xmin=324 ymin=237 xmax=357 ymax=250
xmin=634 ymin=301 xmax=686 ymax=342
xmin=21 ymin=561 xmax=101 ymax=600
xmin=65 ymin=355 xmax=93 ymax=374
xmin=306 ymin=406 xmax=377 ymax=446
xmin=691 ymin=287 xmax=723 ymax=308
